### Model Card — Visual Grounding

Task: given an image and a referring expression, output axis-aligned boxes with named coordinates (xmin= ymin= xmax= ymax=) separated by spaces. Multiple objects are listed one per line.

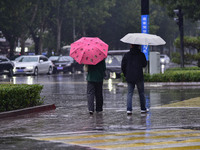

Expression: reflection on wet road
xmin=0 ymin=73 xmax=200 ymax=149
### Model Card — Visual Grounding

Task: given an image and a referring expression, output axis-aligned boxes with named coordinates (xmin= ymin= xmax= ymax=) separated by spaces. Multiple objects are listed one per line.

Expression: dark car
xmin=0 ymin=56 xmax=14 ymax=77
xmin=105 ymin=50 xmax=129 ymax=79
xmin=49 ymin=56 xmax=83 ymax=74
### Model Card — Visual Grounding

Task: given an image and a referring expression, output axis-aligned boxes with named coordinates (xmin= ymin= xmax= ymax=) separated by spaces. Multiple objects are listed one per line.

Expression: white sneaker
xmin=141 ymin=109 xmax=149 ymax=113
xmin=127 ymin=111 xmax=132 ymax=115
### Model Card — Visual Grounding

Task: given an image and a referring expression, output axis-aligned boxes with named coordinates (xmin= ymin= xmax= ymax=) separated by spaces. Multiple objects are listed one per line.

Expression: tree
xmin=0 ymin=0 xmax=30 ymax=58
xmin=26 ymin=0 xmax=52 ymax=55
xmin=174 ymin=36 xmax=200 ymax=66
xmin=149 ymin=2 xmax=178 ymax=54
xmin=101 ymin=0 xmax=141 ymax=49
xmin=49 ymin=0 xmax=72 ymax=55
xmin=73 ymin=0 xmax=115 ymax=38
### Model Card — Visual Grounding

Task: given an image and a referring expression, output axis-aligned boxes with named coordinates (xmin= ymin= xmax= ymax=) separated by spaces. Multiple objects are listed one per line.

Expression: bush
xmin=121 ymin=67 xmax=200 ymax=82
xmin=171 ymin=52 xmax=196 ymax=64
xmin=147 ymin=70 xmax=200 ymax=82
xmin=0 ymin=84 xmax=44 ymax=112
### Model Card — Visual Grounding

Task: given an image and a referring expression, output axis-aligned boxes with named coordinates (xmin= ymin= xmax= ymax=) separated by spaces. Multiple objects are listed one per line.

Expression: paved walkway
xmin=0 ymin=75 xmax=200 ymax=149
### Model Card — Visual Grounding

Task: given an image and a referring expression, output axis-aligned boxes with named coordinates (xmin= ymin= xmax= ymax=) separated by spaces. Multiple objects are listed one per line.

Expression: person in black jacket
xmin=121 ymin=44 xmax=148 ymax=115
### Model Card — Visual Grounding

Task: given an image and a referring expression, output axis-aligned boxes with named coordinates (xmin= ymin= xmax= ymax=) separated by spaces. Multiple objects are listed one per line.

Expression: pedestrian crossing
xmin=30 ymin=129 xmax=200 ymax=149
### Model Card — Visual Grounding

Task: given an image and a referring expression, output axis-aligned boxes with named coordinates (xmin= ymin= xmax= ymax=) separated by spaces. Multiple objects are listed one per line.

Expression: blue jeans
xmin=127 ymin=81 xmax=146 ymax=111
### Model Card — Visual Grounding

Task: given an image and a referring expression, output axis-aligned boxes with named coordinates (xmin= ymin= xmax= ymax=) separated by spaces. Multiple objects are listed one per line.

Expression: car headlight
xmin=26 ymin=66 xmax=34 ymax=69
xmin=66 ymin=63 xmax=71 ymax=66
xmin=160 ymin=59 xmax=165 ymax=63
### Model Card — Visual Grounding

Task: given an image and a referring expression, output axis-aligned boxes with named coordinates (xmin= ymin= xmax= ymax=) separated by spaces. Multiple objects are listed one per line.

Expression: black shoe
xmin=89 ymin=111 xmax=94 ymax=115
xmin=96 ymin=111 xmax=102 ymax=114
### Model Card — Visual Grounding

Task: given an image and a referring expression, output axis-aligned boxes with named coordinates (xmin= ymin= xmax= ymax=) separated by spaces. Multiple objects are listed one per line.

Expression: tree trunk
xmin=20 ymin=36 xmax=25 ymax=55
xmin=57 ymin=20 xmax=62 ymax=55
xmin=39 ymin=37 xmax=43 ymax=55
xmin=9 ymin=39 xmax=15 ymax=59
xmin=34 ymin=37 xmax=40 ymax=55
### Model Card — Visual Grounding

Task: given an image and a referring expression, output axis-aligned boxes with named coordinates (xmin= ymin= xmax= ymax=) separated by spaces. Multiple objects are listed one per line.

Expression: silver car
xmin=160 ymin=54 xmax=170 ymax=64
xmin=13 ymin=55 xmax=53 ymax=76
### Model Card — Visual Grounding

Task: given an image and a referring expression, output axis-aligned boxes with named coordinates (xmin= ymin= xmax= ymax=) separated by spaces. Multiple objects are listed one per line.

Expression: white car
xmin=13 ymin=55 xmax=53 ymax=76
xmin=160 ymin=54 xmax=170 ymax=64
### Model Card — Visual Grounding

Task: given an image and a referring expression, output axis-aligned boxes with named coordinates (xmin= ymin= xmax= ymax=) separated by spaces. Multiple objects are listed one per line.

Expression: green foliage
xmin=174 ymin=36 xmax=200 ymax=52
xmin=153 ymin=0 xmax=200 ymax=22
xmin=145 ymin=71 xmax=200 ymax=82
xmin=121 ymin=67 xmax=200 ymax=82
xmin=0 ymin=84 xmax=44 ymax=112
xmin=166 ymin=66 xmax=200 ymax=71
xmin=171 ymin=52 xmax=181 ymax=64
xmin=171 ymin=52 xmax=196 ymax=64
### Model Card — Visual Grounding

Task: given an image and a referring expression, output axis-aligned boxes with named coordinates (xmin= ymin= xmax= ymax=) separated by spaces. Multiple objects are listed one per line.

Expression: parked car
xmin=105 ymin=50 xmax=129 ymax=79
xmin=13 ymin=55 xmax=53 ymax=76
xmin=0 ymin=56 xmax=14 ymax=77
xmin=49 ymin=56 xmax=83 ymax=74
xmin=160 ymin=54 xmax=170 ymax=64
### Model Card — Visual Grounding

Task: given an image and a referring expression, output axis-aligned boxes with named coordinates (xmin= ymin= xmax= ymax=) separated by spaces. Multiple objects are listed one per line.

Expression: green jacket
xmin=86 ymin=60 xmax=106 ymax=82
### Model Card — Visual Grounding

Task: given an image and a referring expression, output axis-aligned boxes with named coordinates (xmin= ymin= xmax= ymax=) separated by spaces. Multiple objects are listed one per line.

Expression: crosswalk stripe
xmin=32 ymin=129 xmax=200 ymax=150
xmin=94 ymin=138 xmax=200 ymax=149
xmin=69 ymin=133 xmax=200 ymax=144
xmin=38 ymin=129 xmax=192 ymax=141
xmin=151 ymin=145 xmax=200 ymax=150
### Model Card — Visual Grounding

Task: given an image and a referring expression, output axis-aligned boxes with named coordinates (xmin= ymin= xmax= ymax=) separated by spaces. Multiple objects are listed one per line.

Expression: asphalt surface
xmin=0 ymin=73 xmax=200 ymax=149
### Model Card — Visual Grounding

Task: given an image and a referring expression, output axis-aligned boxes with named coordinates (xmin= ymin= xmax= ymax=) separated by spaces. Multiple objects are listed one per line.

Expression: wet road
xmin=0 ymin=73 xmax=200 ymax=149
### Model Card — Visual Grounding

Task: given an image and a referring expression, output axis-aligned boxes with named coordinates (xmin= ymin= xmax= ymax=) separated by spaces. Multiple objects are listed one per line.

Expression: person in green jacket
xmin=86 ymin=59 xmax=106 ymax=115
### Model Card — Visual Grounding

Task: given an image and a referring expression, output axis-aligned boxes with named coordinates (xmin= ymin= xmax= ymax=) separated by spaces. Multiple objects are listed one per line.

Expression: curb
xmin=117 ymin=82 xmax=200 ymax=87
xmin=0 ymin=104 xmax=56 ymax=119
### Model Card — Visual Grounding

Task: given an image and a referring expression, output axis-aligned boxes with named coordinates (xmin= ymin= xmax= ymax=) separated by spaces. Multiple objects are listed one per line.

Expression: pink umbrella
xmin=70 ymin=37 xmax=109 ymax=65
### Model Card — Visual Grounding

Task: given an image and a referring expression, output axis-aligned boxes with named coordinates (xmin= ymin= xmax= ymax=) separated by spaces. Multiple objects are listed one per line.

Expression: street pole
xmin=179 ymin=9 xmax=184 ymax=68
xmin=174 ymin=8 xmax=184 ymax=68
xmin=141 ymin=0 xmax=149 ymax=73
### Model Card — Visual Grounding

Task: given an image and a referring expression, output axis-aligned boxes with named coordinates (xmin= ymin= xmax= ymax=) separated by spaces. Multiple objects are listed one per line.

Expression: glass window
xmin=20 ymin=57 xmax=38 ymax=62
xmin=49 ymin=56 xmax=59 ymax=61
xmin=106 ymin=55 xmax=122 ymax=66
xmin=0 ymin=58 xmax=8 ymax=62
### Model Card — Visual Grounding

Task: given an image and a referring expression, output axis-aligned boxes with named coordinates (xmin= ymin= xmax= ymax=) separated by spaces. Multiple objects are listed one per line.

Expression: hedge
xmin=144 ymin=71 xmax=200 ymax=82
xmin=0 ymin=84 xmax=44 ymax=112
xmin=121 ymin=67 xmax=200 ymax=82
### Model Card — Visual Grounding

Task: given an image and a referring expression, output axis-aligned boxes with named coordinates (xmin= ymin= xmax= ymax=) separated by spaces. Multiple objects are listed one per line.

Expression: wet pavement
xmin=0 ymin=73 xmax=200 ymax=149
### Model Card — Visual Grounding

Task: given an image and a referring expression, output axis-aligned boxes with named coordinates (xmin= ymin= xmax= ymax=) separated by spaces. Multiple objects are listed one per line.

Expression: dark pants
xmin=127 ymin=81 xmax=146 ymax=111
xmin=87 ymin=81 xmax=103 ymax=112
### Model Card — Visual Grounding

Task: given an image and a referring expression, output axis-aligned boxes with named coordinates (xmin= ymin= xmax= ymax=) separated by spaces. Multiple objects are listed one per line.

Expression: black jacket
xmin=121 ymin=47 xmax=147 ymax=83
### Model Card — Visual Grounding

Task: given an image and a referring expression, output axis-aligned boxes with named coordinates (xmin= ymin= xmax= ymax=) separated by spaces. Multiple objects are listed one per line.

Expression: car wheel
xmin=52 ymin=69 xmax=57 ymax=74
xmin=33 ymin=67 xmax=38 ymax=76
xmin=63 ymin=70 xmax=68 ymax=74
xmin=8 ymin=68 xmax=13 ymax=77
xmin=47 ymin=66 xmax=53 ymax=75
xmin=116 ymin=73 xmax=121 ymax=78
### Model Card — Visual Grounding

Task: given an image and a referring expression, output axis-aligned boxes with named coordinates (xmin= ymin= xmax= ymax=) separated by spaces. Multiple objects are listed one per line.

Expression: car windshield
xmin=19 ymin=57 xmax=38 ymax=62
xmin=160 ymin=56 xmax=165 ymax=58
xmin=58 ymin=56 xmax=71 ymax=62
xmin=106 ymin=55 xmax=122 ymax=66
xmin=15 ymin=56 xmax=23 ymax=61
xmin=49 ymin=56 xmax=59 ymax=61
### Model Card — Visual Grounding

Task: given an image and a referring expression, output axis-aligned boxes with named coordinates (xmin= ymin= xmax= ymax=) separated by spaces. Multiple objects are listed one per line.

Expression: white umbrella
xmin=120 ymin=33 xmax=166 ymax=46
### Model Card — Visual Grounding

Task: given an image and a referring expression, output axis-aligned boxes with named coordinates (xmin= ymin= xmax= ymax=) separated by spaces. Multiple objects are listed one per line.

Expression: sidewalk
xmin=0 ymin=78 xmax=200 ymax=149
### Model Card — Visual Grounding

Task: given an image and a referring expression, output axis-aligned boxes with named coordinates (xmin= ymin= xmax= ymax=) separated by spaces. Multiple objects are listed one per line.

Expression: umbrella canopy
xmin=120 ymin=33 xmax=166 ymax=46
xmin=70 ymin=37 xmax=108 ymax=65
